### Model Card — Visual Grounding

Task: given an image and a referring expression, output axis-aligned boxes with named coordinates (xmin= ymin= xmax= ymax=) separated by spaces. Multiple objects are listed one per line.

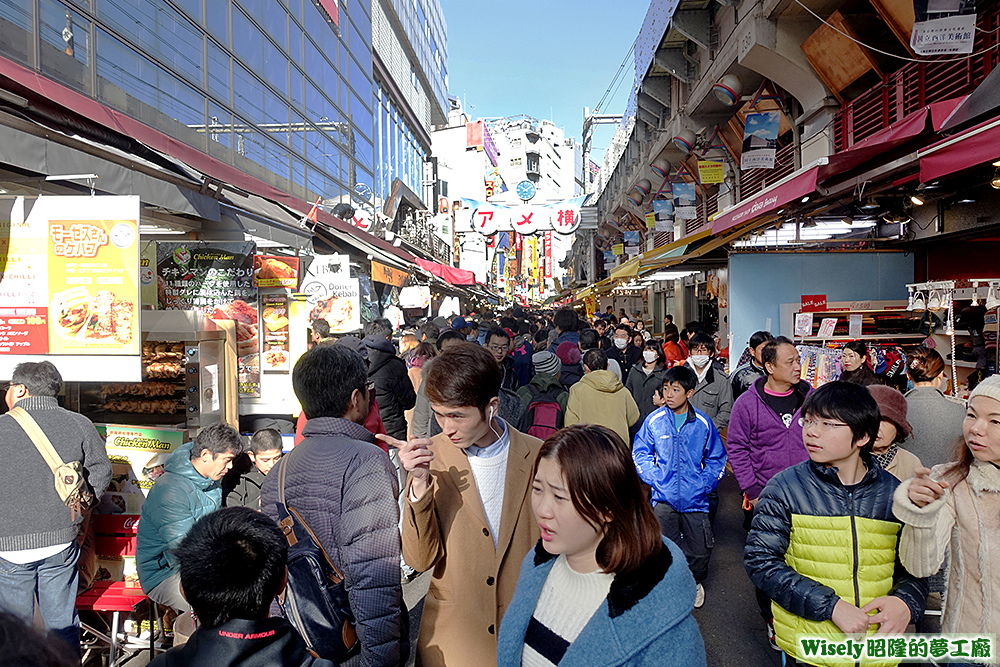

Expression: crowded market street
xmin=0 ymin=0 xmax=998 ymax=666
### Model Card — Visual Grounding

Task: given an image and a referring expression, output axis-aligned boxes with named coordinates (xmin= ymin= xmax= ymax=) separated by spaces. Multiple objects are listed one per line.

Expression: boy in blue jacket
xmin=632 ymin=365 xmax=726 ymax=608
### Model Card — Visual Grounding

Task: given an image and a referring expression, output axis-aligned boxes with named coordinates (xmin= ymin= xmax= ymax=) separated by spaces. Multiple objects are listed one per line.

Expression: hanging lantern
xmin=672 ymin=129 xmax=697 ymax=153
xmin=712 ymin=74 xmax=741 ymax=106
xmin=634 ymin=179 xmax=652 ymax=196
xmin=627 ymin=192 xmax=643 ymax=207
xmin=651 ymin=157 xmax=672 ymax=179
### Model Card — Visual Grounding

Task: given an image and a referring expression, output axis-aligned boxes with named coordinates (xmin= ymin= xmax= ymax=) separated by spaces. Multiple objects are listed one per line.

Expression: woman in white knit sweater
xmin=892 ymin=375 xmax=1000 ymax=641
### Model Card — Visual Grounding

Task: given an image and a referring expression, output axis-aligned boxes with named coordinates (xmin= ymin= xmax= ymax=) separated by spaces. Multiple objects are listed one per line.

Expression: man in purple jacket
xmin=725 ymin=335 xmax=811 ymax=649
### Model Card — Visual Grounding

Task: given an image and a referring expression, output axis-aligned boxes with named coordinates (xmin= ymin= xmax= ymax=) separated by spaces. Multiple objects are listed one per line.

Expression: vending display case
xmin=67 ymin=310 xmax=237 ymax=430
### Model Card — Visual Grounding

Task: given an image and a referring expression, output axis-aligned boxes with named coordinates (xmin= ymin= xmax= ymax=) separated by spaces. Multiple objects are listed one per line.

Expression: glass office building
xmin=0 ymin=0 xmax=376 ymax=208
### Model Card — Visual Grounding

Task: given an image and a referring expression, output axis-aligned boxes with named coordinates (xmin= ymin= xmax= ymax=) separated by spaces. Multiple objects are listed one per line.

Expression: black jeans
xmin=654 ymin=504 xmax=712 ymax=582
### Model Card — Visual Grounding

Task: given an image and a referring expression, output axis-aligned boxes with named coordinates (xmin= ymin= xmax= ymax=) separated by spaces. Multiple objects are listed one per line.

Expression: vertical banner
xmin=624 ymin=231 xmax=641 ymax=255
xmin=299 ymin=257 xmax=361 ymax=334
xmin=653 ymin=199 xmax=674 ymax=231
xmin=261 ymin=293 xmax=290 ymax=372
xmin=672 ymin=183 xmax=698 ymax=220
xmin=741 ymin=112 xmax=780 ymax=170
xmin=157 ymin=241 xmax=259 ymax=396
xmin=544 ymin=232 xmax=553 ymax=279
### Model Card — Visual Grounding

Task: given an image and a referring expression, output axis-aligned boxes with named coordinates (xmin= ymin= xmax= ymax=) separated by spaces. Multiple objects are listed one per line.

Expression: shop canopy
xmin=413 ymin=258 xmax=477 ymax=286
xmin=711 ymin=160 xmax=825 ymax=235
xmin=918 ymin=116 xmax=1000 ymax=183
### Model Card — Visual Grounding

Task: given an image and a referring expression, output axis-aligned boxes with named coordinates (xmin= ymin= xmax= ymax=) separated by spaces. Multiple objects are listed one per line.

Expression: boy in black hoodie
xmin=222 ymin=429 xmax=284 ymax=510
xmin=150 ymin=507 xmax=332 ymax=667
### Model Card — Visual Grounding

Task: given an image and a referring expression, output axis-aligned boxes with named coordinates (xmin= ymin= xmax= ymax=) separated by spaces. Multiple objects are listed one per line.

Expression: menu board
xmin=156 ymin=242 xmax=260 ymax=397
xmin=253 ymin=255 xmax=299 ymax=288
xmin=261 ymin=293 xmax=290 ymax=372
xmin=0 ymin=196 xmax=140 ymax=357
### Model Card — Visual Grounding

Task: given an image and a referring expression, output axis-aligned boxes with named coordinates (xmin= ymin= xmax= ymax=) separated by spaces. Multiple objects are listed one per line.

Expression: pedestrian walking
xmin=684 ymin=332 xmax=733 ymax=430
xmin=385 ymin=343 xmax=542 ymax=667
xmin=893 ymin=374 xmax=1000 ymax=637
xmin=625 ymin=340 xmax=669 ymax=424
xmin=497 ymin=424 xmax=706 ymax=667
xmin=746 ymin=382 xmax=928 ymax=666
xmin=0 ymin=361 xmax=111 ymax=654
xmin=565 ymin=349 xmax=639 ymax=444
xmin=632 ymin=366 xmax=726 ymax=608
xmin=730 ymin=331 xmax=773 ymax=400
xmin=261 ymin=345 xmax=409 ymax=667
xmin=903 ymin=345 xmax=967 ymax=467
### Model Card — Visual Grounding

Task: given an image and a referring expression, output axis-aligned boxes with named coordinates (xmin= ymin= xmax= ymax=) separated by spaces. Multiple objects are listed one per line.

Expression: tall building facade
xmin=370 ymin=0 xmax=449 ymax=261
xmin=0 ymin=0 xmax=377 ymax=211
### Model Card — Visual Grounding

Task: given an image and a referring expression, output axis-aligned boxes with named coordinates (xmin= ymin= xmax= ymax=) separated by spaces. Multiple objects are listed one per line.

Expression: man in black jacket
xmin=150 ymin=507 xmax=334 ymax=666
xmin=607 ymin=323 xmax=642 ymax=377
xmin=261 ymin=345 xmax=408 ymax=667
xmin=0 ymin=361 xmax=111 ymax=655
xmin=363 ymin=320 xmax=416 ymax=440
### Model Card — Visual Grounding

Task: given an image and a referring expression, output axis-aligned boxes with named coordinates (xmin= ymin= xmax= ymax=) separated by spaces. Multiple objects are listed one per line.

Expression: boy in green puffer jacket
xmin=745 ymin=382 xmax=928 ymax=667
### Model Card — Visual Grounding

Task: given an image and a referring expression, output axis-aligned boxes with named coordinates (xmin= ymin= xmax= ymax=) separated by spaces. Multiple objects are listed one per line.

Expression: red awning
xmin=919 ymin=116 xmax=1000 ymax=183
xmin=818 ymin=97 xmax=966 ymax=181
xmin=413 ymin=258 xmax=476 ymax=286
xmin=712 ymin=166 xmax=820 ymax=234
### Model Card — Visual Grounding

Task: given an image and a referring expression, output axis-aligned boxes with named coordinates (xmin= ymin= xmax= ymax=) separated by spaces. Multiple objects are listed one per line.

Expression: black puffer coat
xmin=745 ymin=456 xmax=927 ymax=661
xmin=364 ymin=335 xmax=416 ymax=440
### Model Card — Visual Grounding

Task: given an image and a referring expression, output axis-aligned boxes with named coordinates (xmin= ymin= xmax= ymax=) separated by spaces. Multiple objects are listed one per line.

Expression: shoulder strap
xmin=8 ymin=407 xmax=64 ymax=473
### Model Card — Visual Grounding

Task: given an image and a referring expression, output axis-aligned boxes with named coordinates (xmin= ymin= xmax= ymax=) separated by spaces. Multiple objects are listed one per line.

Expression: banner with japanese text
xmin=741 ymin=112 xmax=780 ymax=170
xmin=157 ymin=241 xmax=260 ymax=397
xmin=911 ymin=0 xmax=976 ymax=54
xmin=672 ymin=183 xmax=698 ymax=220
xmin=544 ymin=232 xmax=553 ymax=279
xmin=253 ymin=255 xmax=299 ymax=288
xmin=0 ymin=195 xmax=140 ymax=357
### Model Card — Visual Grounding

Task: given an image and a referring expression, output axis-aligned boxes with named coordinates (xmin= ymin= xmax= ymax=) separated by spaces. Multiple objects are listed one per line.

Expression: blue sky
xmin=438 ymin=0 xmax=651 ymax=163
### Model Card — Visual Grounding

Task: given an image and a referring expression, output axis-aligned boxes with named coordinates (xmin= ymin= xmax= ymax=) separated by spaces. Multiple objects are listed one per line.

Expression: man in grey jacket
xmin=261 ymin=345 xmax=409 ymax=667
xmin=0 ymin=361 xmax=111 ymax=654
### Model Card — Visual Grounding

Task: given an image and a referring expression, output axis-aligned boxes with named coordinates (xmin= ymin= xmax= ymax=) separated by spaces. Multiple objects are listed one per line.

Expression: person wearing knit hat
xmin=868 ymin=384 xmax=922 ymax=481
xmin=893 ymin=373 xmax=1000 ymax=638
xmin=516 ymin=352 xmax=569 ymax=434
xmin=531 ymin=351 xmax=562 ymax=379
xmin=554 ymin=341 xmax=584 ymax=390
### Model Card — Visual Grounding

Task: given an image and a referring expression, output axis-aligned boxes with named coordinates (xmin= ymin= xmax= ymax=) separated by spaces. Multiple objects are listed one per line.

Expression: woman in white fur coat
xmin=892 ymin=375 xmax=1000 ymax=642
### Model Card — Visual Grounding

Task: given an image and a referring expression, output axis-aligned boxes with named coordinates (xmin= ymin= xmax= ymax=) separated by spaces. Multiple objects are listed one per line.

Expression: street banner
xmin=399 ymin=285 xmax=431 ymax=309
xmin=645 ymin=212 xmax=656 ymax=229
xmin=612 ymin=243 xmax=624 ymax=256
xmin=911 ymin=0 xmax=976 ymax=54
xmin=741 ymin=112 xmax=780 ymax=170
xmin=698 ymin=160 xmax=725 ymax=184
xmin=371 ymin=260 xmax=408 ymax=287
xmin=469 ymin=196 xmax=587 ymax=236
xmin=158 ymin=241 xmax=260 ymax=396
xmin=253 ymin=255 xmax=299 ymax=288
xmin=0 ymin=195 xmax=140 ymax=358
xmin=300 ymin=257 xmax=361 ymax=334
xmin=672 ymin=183 xmax=698 ymax=220
xmin=544 ymin=232 xmax=553 ymax=279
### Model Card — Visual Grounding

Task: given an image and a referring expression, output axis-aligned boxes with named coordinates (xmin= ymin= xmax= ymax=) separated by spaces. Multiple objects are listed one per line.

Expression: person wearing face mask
xmin=684 ymin=333 xmax=733 ymax=431
xmin=625 ymin=341 xmax=670 ymax=424
xmin=383 ymin=344 xmax=542 ymax=667
xmin=607 ymin=324 xmax=642 ymax=377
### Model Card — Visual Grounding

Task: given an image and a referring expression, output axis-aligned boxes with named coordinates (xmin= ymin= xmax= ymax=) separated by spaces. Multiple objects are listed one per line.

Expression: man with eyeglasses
xmin=727 ymin=335 xmax=812 ymax=650
xmin=485 ymin=327 xmax=521 ymax=392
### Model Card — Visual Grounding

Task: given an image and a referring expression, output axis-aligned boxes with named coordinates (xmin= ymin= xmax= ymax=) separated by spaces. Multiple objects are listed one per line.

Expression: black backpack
xmin=518 ymin=384 xmax=566 ymax=440
xmin=274 ymin=446 xmax=359 ymax=662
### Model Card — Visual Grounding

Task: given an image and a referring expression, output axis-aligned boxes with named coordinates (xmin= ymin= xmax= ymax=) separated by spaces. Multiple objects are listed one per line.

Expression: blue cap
xmin=451 ymin=317 xmax=469 ymax=330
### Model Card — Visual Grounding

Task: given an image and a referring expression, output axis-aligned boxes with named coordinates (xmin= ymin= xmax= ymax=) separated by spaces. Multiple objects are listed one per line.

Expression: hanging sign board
xmin=741 ymin=112 xmax=780 ymax=170
xmin=801 ymin=294 xmax=828 ymax=312
xmin=300 ymin=257 xmax=361 ymax=334
xmin=698 ymin=160 xmax=725 ymax=184
xmin=371 ymin=261 xmax=408 ymax=287
xmin=253 ymin=255 xmax=299 ymax=288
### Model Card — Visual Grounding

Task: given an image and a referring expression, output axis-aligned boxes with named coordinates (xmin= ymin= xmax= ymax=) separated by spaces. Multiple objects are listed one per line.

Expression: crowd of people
xmin=0 ymin=305 xmax=997 ymax=667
